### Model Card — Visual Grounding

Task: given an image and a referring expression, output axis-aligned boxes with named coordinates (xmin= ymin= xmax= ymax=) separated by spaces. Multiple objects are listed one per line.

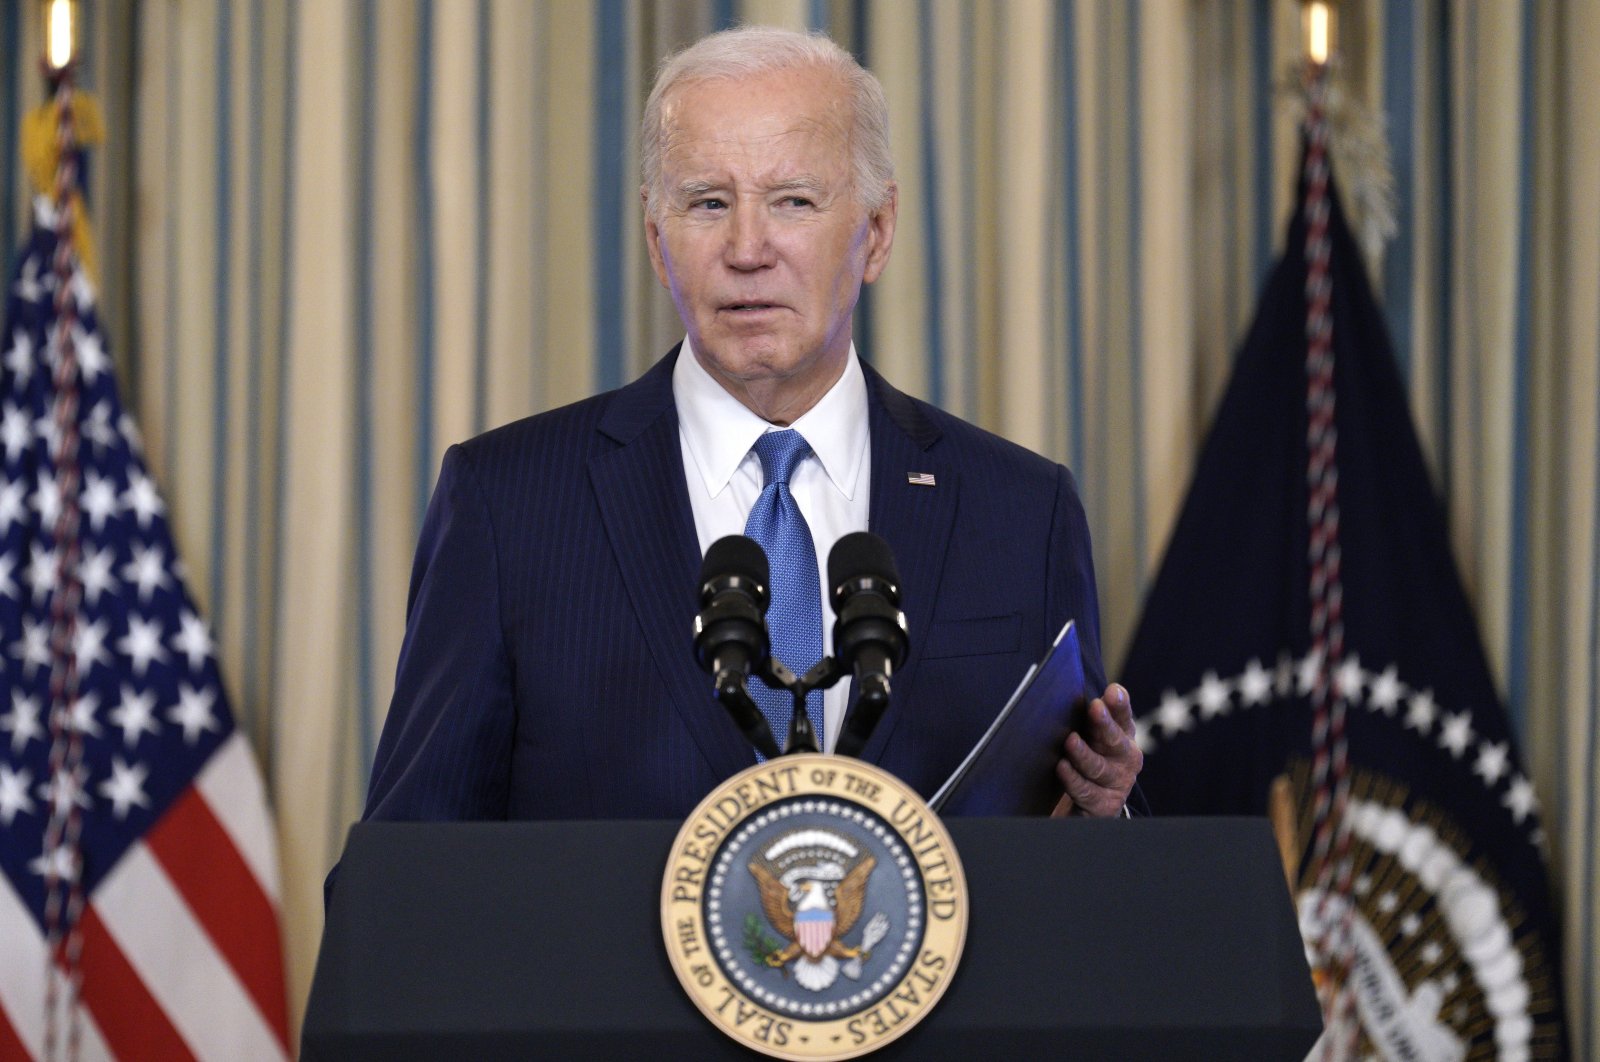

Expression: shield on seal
xmin=795 ymin=901 xmax=834 ymax=959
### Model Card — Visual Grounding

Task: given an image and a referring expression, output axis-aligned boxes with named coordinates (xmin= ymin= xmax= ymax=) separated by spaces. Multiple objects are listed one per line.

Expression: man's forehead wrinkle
xmin=673 ymin=170 xmax=825 ymax=193
xmin=674 ymin=117 xmax=842 ymax=156
xmin=662 ymin=130 xmax=847 ymax=194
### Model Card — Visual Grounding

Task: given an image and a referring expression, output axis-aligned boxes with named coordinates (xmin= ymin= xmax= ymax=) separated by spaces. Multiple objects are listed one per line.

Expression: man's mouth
xmin=722 ymin=302 xmax=783 ymax=312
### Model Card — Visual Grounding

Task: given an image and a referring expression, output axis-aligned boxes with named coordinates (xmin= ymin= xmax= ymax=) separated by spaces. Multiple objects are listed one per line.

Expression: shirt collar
xmin=673 ymin=336 xmax=869 ymax=501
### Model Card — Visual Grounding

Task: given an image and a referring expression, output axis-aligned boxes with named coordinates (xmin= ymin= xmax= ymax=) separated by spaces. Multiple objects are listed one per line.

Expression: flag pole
xmin=1297 ymin=4 xmax=1359 ymax=1057
xmin=35 ymin=3 xmax=90 ymax=1058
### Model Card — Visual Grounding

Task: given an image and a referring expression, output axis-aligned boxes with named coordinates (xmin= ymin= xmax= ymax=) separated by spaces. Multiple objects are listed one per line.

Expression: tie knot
xmin=750 ymin=429 xmax=812 ymax=487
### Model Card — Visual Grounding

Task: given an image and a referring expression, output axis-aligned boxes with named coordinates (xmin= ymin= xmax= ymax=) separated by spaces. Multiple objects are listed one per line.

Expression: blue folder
xmin=930 ymin=620 xmax=1087 ymax=817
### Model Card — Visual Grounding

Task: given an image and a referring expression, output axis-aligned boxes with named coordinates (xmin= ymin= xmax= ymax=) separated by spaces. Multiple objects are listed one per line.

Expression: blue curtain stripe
xmin=269 ymin=0 xmax=302 ymax=778
xmin=1220 ymin=6 xmax=1241 ymax=354
xmin=1506 ymin=0 xmax=1537 ymax=744
xmin=1432 ymin=0 xmax=1454 ymax=504
xmin=79 ymin=0 xmax=96 ymax=91
xmin=958 ymin=10 xmax=977 ymax=422
xmin=1458 ymin=2 xmax=1481 ymax=549
xmin=211 ymin=0 xmax=235 ymax=647
xmin=413 ymin=1 xmax=437 ymax=531
xmin=1058 ymin=0 xmax=1084 ymax=470
xmin=807 ymin=0 xmax=829 ymax=34
xmin=355 ymin=0 xmax=378 ymax=782
xmin=916 ymin=0 xmax=944 ymax=409
xmin=1250 ymin=0 xmax=1274 ymax=287
xmin=162 ymin=11 xmax=180 ymax=492
xmin=529 ymin=0 xmax=547 ymax=413
xmin=472 ymin=0 xmax=490 ymax=435
xmin=1126 ymin=2 xmax=1146 ymax=593
xmin=1092 ymin=6 xmax=1112 ymax=530
xmin=849 ymin=0 xmax=872 ymax=363
xmin=1381 ymin=0 xmax=1417 ymax=384
xmin=1 ymin=1 xmax=17 ymax=263
xmin=592 ymin=0 xmax=628 ymax=394
xmin=242 ymin=0 xmax=266 ymax=732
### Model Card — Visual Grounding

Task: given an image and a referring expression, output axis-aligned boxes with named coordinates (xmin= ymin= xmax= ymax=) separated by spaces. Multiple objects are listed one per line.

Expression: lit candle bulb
xmin=1305 ymin=1 xmax=1333 ymax=66
xmin=44 ymin=0 xmax=77 ymax=71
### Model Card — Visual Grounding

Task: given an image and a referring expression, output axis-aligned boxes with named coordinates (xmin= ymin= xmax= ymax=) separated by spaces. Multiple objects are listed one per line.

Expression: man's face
xmin=644 ymin=65 xmax=897 ymax=423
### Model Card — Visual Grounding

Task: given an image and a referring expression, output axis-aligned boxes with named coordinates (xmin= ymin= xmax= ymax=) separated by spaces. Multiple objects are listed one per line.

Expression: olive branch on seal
xmin=743 ymin=913 xmax=784 ymax=970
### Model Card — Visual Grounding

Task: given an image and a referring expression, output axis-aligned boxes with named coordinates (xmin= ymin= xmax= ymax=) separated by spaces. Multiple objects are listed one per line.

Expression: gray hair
xmin=640 ymin=26 xmax=894 ymax=219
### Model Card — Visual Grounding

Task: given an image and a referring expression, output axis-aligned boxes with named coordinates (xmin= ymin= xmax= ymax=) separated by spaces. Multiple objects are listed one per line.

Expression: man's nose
xmin=723 ymin=203 xmax=773 ymax=271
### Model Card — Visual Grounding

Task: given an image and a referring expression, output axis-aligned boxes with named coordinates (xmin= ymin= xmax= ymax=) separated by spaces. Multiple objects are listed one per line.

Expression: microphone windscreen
xmin=702 ymin=535 xmax=770 ymax=604
xmin=828 ymin=531 xmax=900 ymax=592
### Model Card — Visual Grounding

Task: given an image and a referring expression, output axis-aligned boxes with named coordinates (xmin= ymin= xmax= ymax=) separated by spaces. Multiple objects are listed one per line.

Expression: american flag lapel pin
xmin=907 ymin=472 xmax=937 ymax=487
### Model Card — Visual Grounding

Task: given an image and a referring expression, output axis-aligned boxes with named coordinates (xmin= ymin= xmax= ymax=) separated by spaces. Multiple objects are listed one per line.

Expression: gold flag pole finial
xmin=24 ymin=0 xmax=103 ymax=278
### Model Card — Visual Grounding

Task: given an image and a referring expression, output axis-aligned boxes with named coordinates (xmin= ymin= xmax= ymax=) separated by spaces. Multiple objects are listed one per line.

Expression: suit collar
xmin=590 ymin=345 xmax=756 ymax=780
xmin=862 ymin=360 xmax=943 ymax=452
xmin=858 ymin=362 xmax=959 ymax=765
xmin=596 ymin=343 xmax=681 ymax=446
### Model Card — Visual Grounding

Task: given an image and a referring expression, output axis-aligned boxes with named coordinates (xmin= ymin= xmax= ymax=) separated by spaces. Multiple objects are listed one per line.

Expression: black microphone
xmin=829 ymin=532 xmax=909 ymax=758
xmin=694 ymin=535 xmax=782 ymax=759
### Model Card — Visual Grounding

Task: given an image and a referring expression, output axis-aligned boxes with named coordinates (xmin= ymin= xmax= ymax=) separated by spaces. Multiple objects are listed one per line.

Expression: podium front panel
xmin=304 ymin=817 xmax=1319 ymax=1060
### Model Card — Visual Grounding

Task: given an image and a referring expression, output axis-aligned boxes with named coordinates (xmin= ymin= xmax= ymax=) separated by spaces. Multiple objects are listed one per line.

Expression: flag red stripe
xmin=0 ymin=1001 xmax=29 ymax=1062
xmin=77 ymin=905 xmax=197 ymax=1062
xmin=144 ymin=787 xmax=291 ymax=1052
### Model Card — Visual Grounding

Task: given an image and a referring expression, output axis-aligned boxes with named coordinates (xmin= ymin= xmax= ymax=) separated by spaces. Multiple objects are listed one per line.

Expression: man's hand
xmin=1053 ymin=683 xmax=1142 ymax=818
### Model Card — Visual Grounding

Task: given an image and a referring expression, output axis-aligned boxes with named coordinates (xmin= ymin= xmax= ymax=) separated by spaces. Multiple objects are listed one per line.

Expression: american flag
xmin=0 ymin=161 xmax=291 ymax=1058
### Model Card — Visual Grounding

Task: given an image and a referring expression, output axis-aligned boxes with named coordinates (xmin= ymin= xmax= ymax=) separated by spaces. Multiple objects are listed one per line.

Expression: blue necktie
xmin=743 ymin=429 xmax=823 ymax=753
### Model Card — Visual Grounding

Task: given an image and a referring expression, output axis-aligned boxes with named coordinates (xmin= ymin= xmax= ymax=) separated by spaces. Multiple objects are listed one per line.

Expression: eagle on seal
xmin=748 ymin=829 xmax=887 ymax=991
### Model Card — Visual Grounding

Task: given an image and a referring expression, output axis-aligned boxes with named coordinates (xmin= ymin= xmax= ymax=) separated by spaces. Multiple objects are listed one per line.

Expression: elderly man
xmin=359 ymin=26 xmax=1141 ymax=827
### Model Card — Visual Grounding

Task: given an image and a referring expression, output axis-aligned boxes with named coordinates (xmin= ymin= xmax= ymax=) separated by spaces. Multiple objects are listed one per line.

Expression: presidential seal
xmin=662 ymin=754 xmax=967 ymax=1060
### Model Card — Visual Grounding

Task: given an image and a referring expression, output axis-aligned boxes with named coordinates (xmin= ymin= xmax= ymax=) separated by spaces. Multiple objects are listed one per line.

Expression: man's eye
xmin=779 ymin=196 xmax=815 ymax=208
xmin=690 ymin=198 xmax=727 ymax=211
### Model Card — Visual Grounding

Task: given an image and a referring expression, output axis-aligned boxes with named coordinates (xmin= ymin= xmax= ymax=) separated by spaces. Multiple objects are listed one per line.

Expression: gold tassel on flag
xmin=20 ymin=93 xmax=103 ymax=283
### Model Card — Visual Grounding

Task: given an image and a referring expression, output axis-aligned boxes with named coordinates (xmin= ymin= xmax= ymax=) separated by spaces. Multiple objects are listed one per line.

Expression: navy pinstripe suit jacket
xmin=361 ymin=347 xmax=1107 ymax=822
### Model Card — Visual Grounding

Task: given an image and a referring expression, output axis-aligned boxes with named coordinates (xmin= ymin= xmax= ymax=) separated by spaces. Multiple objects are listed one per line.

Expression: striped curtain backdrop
xmin=3 ymin=0 xmax=1596 ymax=1047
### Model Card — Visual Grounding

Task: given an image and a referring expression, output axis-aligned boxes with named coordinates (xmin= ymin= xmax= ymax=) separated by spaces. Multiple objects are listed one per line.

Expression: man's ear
xmin=861 ymin=181 xmax=898 ymax=285
xmin=642 ymin=185 xmax=671 ymax=290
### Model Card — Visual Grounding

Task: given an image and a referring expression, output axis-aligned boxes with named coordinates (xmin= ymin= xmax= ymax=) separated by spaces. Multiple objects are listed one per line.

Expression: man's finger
xmin=1082 ymin=699 xmax=1129 ymax=754
xmin=1055 ymin=757 xmax=1097 ymax=808
xmin=1063 ymin=730 xmax=1113 ymax=785
xmin=1102 ymin=683 xmax=1136 ymax=737
xmin=1055 ymin=757 xmax=1120 ymax=818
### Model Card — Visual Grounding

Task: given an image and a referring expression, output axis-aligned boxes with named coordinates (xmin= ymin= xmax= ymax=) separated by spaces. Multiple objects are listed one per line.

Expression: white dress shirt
xmin=673 ymin=338 xmax=872 ymax=754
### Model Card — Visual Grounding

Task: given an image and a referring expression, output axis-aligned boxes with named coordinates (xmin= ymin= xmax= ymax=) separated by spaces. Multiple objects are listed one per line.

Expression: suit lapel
xmin=588 ymin=348 xmax=755 ymax=780
xmin=859 ymin=364 xmax=959 ymax=764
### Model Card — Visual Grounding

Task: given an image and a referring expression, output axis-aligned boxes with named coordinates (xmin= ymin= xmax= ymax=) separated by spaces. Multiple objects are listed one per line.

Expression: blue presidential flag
xmin=1120 ymin=110 xmax=1567 ymax=1059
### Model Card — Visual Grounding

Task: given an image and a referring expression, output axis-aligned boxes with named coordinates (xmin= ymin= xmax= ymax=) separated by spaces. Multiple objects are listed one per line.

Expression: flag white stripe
xmin=0 ymin=873 xmax=114 ymax=1062
xmin=194 ymin=733 xmax=281 ymax=905
xmin=93 ymin=841 xmax=288 ymax=1061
